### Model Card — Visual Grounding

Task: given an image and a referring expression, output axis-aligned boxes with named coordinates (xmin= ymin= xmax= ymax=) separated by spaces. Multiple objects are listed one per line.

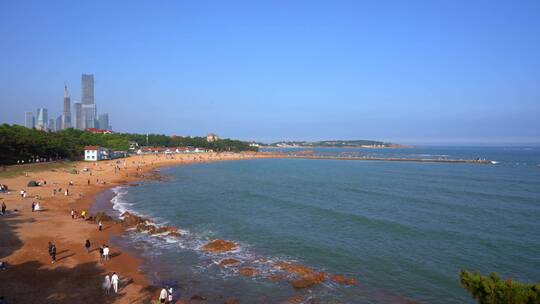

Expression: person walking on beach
xmin=49 ymin=243 xmax=57 ymax=264
xmin=71 ymin=209 xmax=75 ymax=219
xmin=48 ymin=241 xmax=53 ymax=260
xmin=98 ymin=220 xmax=103 ymax=231
xmin=103 ymin=245 xmax=110 ymax=261
xmin=31 ymin=202 xmax=36 ymax=212
xmin=65 ymin=189 xmax=69 ymax=196
xmin=1 ymin=201 xmax=6 ymax=215
xmin=168 ymin=287 xmax=174 ymax=304
xmin=99 ymin=246 xmax=104 ymax=262
xmin=102 ymin=273 xmax=111 ymax=294
xmin=159 ymin=287 xmax=168 ymax=303
xmin=85 ymin=240 xmax=91 ymax=253
xmin=111 ymin=272 xmax=119 ymax=294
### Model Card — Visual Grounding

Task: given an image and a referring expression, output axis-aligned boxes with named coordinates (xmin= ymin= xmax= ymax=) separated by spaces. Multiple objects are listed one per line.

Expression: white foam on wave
xmin=110 ymin=186 xmax=134 ymax=216
xmin=108 ymin=188 xmax=339 ymax=293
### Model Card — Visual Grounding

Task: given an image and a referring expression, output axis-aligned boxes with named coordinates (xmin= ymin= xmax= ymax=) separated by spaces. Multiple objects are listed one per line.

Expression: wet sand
xmin=0 ymin=152 xmax=280 ymax=303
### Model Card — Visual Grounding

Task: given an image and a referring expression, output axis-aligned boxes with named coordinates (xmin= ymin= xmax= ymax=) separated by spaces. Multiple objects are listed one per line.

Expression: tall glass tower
xmin=62 ymin=83 xmax=71 ymax=129
xmin=81 ymin=74 xmax=94 ymax=105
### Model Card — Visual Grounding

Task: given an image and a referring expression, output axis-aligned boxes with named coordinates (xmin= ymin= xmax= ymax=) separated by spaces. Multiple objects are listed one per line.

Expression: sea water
xmin=108 ymin=147 xmax=540 ymax=303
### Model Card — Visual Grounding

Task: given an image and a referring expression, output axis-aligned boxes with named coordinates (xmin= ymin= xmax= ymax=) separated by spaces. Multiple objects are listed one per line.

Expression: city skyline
xmin=1 ymin=1 xmax=539 ymax=145
xmin=23 ymin=73 xmax=111 ymax=132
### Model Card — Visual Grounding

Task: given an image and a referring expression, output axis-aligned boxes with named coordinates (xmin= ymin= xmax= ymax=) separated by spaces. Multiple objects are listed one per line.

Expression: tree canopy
xmin=0 ymin=124 xmax=256 ymax=165
xmin=460 ymin=270 xmax=540 ymax=304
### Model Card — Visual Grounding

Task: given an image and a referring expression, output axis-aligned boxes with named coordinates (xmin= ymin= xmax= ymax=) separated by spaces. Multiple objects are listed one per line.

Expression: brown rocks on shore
xmin=239 ymin=267 xmax=258 ymax=277
xmin=122 ymin=211 xmax=181 ymax=236
xmin=274 ymin=262 xmax=327 ymax=288
xmin=202 ymin=239 xmax=238 ymax=253
xmin=331 ymin=274 xmax=358 ymax=285
xmin=219 ymin=258 xmax=240 ymax=267
xmin=121 ymin=211 xmax=146 ymax=227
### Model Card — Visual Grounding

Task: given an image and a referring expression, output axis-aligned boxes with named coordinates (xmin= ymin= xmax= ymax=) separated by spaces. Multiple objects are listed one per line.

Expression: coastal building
xmin=35 ymin=108 xmax=48 ymax=130
xmin=25 ymin=112 xmax=34 ymax=129
xmin=62 ymin=84 xmax=71 ymax=129
xmin=207 ymin=133 xmax=219 ymax=142
xmin=129 ymin=141 xmax=139 ymax=151
xmin=84 ymin=146 xmax=105 ymax=161
xmin=74 ymin=102 xmax=83 ymax=130
xmin=85 ymin=128 xmax=113 ymax=134
xmin=98 ymin=113 xmax=109 ymax=130
xmin=83 ymin=146 xmax=126 ymax=161
xmin=137 ymin=146 xmax=212 ymax=155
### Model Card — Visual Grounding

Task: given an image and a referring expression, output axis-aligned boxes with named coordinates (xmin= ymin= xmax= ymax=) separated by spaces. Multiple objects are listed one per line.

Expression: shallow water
xmin=107 ymin=147 xmax=540 ymax=303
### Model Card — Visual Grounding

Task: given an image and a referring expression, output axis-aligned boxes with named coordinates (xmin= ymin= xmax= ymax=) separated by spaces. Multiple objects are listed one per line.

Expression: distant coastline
xmin=262 ymin=140 xmax=411 ymax=149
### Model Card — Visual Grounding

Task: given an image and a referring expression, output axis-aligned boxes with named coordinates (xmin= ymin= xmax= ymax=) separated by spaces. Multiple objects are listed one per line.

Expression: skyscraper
xmin=56 ymin=115 xmax=62 ymax=132
xmin=81 ymin=74 xmax=96 ymax=130
xmin=25 ymin=112 xmax=34 ymax=129
xmin=48 ymin=118 xmax=55 ymax=132
xmin=82 ymin=104 xmax=97 ymax=129
xmin=74 ymin=102 xmax=83 ymax=130
xmin=98 ymin=113 xmax=109 ymax=130
xmin=62 ymin=83 xmax=71 ymax=129
xmin=36 ymin=108 xmax=48 ymax=130
xmin=81 ymin=74 xmax=94 ymax=105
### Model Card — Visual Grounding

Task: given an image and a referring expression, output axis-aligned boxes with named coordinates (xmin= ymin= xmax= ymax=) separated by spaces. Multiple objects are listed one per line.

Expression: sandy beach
xmin=0 ymin=152 xmax=279 ymax=304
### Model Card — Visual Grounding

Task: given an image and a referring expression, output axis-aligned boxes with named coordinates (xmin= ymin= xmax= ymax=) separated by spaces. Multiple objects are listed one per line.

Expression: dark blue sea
xmin=106 ymin=147 xmax=540 ymax=303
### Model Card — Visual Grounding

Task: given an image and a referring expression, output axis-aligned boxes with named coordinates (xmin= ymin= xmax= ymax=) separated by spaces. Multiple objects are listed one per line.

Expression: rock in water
xmin=219 ymin=258 xmax=240 ymax=267
xmin=202 ymin=239 xmax=238 ymax=253
xmin=239 ymin=267 xmax=258 ymax=277
xmin=331 ymin=274 xmax=358 ymax=285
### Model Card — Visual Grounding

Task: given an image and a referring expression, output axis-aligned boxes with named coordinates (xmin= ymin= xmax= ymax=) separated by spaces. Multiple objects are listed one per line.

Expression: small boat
xmin=491 ymin=161 xmax=499 ymax=164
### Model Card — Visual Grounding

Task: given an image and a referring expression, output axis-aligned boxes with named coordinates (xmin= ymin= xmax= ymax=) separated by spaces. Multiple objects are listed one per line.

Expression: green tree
xmin=460 ymin=270 xmax=540 ymax=304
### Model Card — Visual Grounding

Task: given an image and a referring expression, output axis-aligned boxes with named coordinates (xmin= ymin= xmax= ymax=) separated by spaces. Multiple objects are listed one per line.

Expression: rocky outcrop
xmin=202 ymin=239 xmax=238 ymax=253
xmin=219 ymin=258 xmax=240 ymax=267
xmin=121 ymin=212 xmax=146 ymax=227
xmin=291 ymin=272 xmax=327 ymax=289
xmin=331 ymin=274 xmax=357 ymax=285
xmin=239 ymin=267 xmax=258 ymax=277
xmin=275 ymin=262 xmax=327 ymax=289
xmin=122 ymin=212 xmax=181 ymax=236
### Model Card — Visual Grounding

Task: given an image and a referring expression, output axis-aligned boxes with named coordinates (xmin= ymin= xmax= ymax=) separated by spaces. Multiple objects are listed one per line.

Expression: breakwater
xmin=287 ymin=155 xmax=493 ymax=164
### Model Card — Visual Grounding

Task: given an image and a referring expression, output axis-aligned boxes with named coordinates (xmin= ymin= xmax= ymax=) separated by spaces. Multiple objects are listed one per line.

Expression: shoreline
xmin=0 ymin=152 xmax=281 ymax=303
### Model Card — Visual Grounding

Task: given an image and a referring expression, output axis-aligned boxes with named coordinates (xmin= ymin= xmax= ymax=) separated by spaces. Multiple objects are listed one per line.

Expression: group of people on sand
xmin=157 ymin=286 xmax=175 ymax=304
xmin=52 ymin=187 xmax=69 ymax=196
xmin=98 ymin=244 xmax=111 ymax=262
xmin=102 ymin=272 xmax=120 ymax=294
xmin=31 ymin=201 xmax=41 ymax=212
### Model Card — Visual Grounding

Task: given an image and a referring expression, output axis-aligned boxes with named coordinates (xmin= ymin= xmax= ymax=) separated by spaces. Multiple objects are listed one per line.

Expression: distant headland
xmin=262 ymin=140 xmax=409 ymax=149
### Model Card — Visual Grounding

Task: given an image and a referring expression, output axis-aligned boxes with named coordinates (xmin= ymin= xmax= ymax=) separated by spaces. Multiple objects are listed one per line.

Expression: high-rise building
xmin=56 ymin=115 xmax=62 ymax=132
xmin=25 ymin=112 xmax=35 ymax=129
xmin=36 ymin=108 xmax=48 ymax=130
xmin=82 ymin=103 xmax=97 ymax=129
xmin=48 ymin=119 xmax=56 ymax=132
xmin=81 ymin=74 xmax=94 ymax=105
xmin=74 ymin=102 xmax=83 ymax=130
xmin=62 ymin=83 xmax=71 ymax=129
xmin=98 ymin=113 xmax=109 ymax=130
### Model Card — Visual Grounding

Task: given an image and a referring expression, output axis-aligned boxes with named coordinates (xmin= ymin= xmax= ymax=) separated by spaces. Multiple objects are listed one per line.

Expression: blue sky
xmin=0 ymin=0 xmax=539 ymax=144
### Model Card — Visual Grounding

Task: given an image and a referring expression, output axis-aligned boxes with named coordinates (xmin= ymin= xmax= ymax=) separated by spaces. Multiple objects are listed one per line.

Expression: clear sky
xmin=1 ymin=0 xmax=539 ymax=144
